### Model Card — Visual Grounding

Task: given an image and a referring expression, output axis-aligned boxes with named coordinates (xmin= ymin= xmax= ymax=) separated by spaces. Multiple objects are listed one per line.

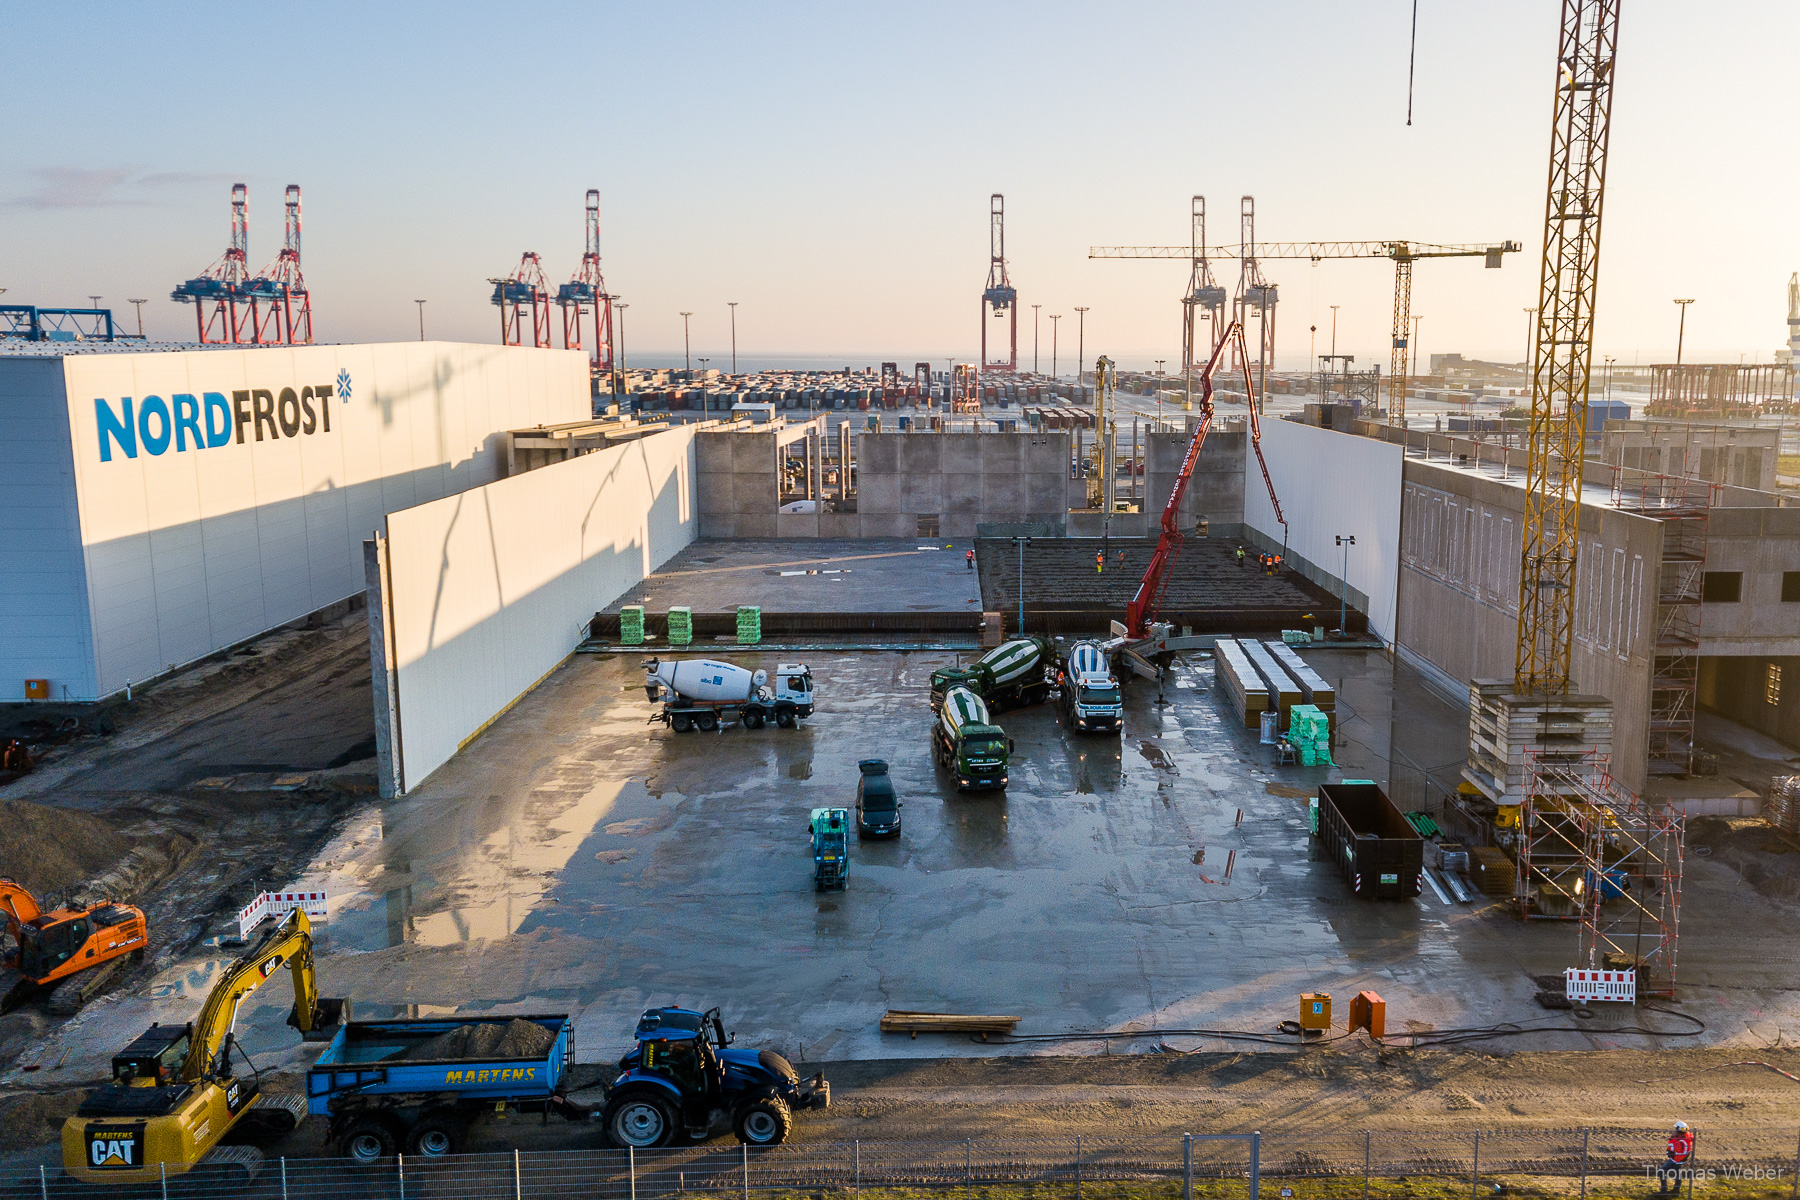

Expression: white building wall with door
xmin=0 ymin=342 xmax=587 ymax=701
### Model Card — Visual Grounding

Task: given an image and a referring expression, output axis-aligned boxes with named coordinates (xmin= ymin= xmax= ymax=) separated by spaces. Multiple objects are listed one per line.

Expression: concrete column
xmin=364 ymin=534 xmax=404 ymax=799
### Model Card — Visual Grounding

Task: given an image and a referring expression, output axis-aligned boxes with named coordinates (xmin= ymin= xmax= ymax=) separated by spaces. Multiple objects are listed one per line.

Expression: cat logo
xmin=87 ymin=1125 xmax=142 ymax=1169
xmin=258 ymin=954 xmax=285 ymax=979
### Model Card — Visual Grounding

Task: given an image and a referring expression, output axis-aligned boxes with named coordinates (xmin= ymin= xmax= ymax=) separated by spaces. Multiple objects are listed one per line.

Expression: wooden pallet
xmin=880 ymin=1010 xmax=1021 ymax=1039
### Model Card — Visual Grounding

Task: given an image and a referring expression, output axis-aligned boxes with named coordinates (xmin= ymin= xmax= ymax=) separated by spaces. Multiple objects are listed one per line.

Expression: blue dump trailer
xmin=307 ymin=1014 xmax=585 ymax=1161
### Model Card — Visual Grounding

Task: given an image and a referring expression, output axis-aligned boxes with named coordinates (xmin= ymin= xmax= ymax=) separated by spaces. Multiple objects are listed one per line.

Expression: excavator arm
xmin=1124 ymin=321 xmax=1288 ymax=638
xmin=0 ymin=877 xmax=43 ymax=942
xmin=179 ymin=908 xmax=343 ymax=1083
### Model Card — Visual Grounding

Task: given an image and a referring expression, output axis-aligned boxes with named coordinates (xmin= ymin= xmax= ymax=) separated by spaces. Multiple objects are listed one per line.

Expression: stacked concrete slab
xmin=1463 ymin=679 xmax=1614 ymax=806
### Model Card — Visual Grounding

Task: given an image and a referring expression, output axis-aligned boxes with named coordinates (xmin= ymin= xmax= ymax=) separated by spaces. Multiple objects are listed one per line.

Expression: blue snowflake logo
xmin=336 ymin=368 xmax=352 ymax=402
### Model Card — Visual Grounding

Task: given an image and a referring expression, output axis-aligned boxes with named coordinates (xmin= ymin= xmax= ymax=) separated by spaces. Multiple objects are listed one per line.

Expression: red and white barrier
xmin=1564 ymin=967 xmax=1636 ymax=1003
xmin=237 ymin=890 xmax=329 ymax=939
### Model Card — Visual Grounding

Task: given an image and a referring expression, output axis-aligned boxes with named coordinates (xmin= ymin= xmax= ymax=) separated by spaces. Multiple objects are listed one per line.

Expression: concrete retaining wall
xmin=1394 ymin=457 xmax=1661 ymax=793
xmin=374 ymin=424 xmax=695 ymax=793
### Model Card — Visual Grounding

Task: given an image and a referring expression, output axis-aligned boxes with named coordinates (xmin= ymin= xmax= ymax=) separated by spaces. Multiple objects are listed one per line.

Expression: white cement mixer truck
xmin=1057 ymin=639 xmax=1122 ymax=734
xmin=643 ymin=658 xmax=815 ymax=733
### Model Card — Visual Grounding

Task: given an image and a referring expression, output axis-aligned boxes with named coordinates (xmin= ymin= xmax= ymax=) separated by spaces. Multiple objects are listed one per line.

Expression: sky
xmin=3 ymin=2 xmax=1796 ymax=372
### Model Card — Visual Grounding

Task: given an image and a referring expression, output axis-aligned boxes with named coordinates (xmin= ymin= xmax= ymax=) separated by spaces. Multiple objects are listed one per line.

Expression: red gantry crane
xmin=981 ymin=194 xmax=1018 ymax=373
xmin=243 ymin=185 xmax=313 ymax=345
xmin=491 ymin=252 xmax=554 ymax=348
xmin=557 ymin=189 xmax=618 ymax=389
xmin=171 ymin=183 xmax=253 ymax=344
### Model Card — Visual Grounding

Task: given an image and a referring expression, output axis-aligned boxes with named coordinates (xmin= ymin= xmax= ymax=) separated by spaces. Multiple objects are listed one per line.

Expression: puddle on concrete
xmin=1137 ymin=741 xmax=1179 ymax=772
xmin=788 ymin=761 xmax=813 ymax=780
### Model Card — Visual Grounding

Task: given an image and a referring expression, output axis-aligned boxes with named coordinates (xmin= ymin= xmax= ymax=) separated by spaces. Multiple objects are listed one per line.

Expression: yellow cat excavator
xmin=0 ymin=876 xmax=147 ymax=1015
xmin=61 ymin=907 xmax=347 ymax=1184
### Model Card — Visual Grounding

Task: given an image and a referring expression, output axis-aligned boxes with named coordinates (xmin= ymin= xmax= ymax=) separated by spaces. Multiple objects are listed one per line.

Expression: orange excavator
xmin=0 ymin=877 xmax=147 ymax=1015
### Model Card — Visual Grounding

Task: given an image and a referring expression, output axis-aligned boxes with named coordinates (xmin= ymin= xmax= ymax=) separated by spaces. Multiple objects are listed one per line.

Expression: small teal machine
xmin=809 ymin=807 xmax=849 ymax=891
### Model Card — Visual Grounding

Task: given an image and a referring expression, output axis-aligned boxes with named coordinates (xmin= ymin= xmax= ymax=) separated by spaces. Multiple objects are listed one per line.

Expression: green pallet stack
xmin=667 ymin=605 xmax=693 ymax=647
xmin=736 ymin=605 xmax=762 ymax=645
xmin=619 ymin=605 xmax=646 ymax=646
xmin=1287 ymin=704 xmax=1333 ymax=766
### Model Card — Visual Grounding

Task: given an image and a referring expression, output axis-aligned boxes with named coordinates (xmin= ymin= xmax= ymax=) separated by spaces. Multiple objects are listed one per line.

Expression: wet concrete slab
xmin=604 ymin=539 xmax=983 ymax=615
xmin=18 ymin=647 xmax=1798 ymax=1087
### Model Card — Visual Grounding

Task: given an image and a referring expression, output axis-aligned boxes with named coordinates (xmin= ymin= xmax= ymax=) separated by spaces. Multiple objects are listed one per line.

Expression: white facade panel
xmin=1244 ymin=418 xmax=1404 ymax=643
xmin=384 ymin=425 xmax=697 ymax=791
xmin=0 ymin=360 xmax=96 ymax=700
xmin=2 ymin=340 xmax=587 ymax=700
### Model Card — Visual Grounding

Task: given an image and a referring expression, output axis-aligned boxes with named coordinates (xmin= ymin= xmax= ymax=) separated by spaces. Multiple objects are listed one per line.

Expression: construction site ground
xmin=2 ymin=589 xmax=1799 ymax=1172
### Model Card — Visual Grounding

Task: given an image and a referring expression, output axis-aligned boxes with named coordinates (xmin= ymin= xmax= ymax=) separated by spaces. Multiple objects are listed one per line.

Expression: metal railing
xmin=10 ymin=1126 xmax=1800 ymax=1200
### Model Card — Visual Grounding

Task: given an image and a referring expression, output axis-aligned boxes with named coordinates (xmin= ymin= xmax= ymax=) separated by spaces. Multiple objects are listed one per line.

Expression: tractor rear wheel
xmin=733 ymin=1095 xmax=793 ymax=1146
xmin=606 ymin=1091 xmax=677 ymax=1149
xmin=407 ymin=1113 xmax=463 ymax=1158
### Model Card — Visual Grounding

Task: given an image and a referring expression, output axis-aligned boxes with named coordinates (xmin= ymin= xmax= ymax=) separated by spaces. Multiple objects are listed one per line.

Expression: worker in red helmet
xmin=965 ymin=549 xmax=975 ymax=571
xmin=1095 ymin=550 xmax=1104 ymax=575
xmin=1658 ymin=1121 xmax=1694 ymax=1194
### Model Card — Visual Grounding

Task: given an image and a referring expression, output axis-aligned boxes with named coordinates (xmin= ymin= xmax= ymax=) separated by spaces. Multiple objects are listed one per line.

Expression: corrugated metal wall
xmin=49 ymin=342 xmax=587 ymax=699
xmin=0 ymin=359 xmax=96 ymax=700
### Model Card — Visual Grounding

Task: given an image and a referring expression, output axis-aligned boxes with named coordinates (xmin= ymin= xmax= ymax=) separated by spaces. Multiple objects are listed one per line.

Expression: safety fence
xmin=8 ymin=1126 xmax=1800 ymax=1200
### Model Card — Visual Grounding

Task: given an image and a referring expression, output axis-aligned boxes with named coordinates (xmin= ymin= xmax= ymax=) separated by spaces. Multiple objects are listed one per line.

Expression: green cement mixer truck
xmin=933 ymin=686 xmax=1013 ymax=792
xmin=929 ymin=636 xmax=1053 ymax=714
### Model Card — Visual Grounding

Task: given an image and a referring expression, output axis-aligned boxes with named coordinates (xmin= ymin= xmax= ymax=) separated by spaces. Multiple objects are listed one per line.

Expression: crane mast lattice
xmin=1515 ymin=0 xmax=1619 ymax=696
xmin=492 ymin=252 xmax=554 ymax=349
xmin=171 ymin=183 xmax=253 ymax=344
xmin=558 ymin=189 xmax=618 ymax=390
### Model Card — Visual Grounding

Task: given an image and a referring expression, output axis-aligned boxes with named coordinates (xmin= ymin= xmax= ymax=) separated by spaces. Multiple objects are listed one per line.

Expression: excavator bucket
xmin=290 ymin=996 xmax=351 ymax=1042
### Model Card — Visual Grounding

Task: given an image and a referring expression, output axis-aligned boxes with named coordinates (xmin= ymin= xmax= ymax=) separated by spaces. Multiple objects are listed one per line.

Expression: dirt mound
xmin=0 ymin=1090 xmax=82 ymax=1153
xmin=0 ymin=799 xmax=131 ymax=895
xmin=405 ymin=1018 xmax=555 ymax=1062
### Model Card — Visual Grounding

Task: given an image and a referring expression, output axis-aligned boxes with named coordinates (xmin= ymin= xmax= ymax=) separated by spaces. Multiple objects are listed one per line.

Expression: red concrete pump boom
xmin=1124 ymin=320 xmax=1287 ymax=637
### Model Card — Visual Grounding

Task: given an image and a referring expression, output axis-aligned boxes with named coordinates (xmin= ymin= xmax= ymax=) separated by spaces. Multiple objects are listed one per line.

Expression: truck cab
xmin=855 ymin=759 xmax=902 ymax=836
xmin=773 ymin=663 xmax=815 ymax=718
xmin=1062 ymin=673 xmax=1122 ymax=733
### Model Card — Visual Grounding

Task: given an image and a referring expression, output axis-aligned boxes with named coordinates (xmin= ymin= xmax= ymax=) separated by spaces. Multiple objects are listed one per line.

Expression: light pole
xmin=1335 ymin=534 xmax=1356 ymax=634
xmin=1523 ymin=307 xmax=1537 ymax=377
xmin=1049 ymin=315 xmax=1062 ymax=379
xmin=1674 ymin=298 xmax=1696 ymax=365
xmin=680 ymin=311 xmax=693 ymax=371
xmin=1329 ymin=305 xmax=1339 ymax=360
xmin=414 ymin=299 xmax=427 ymax=341
xmin=88 ymin=295 xmax=102 ymax=311
xmin=698 ymin=357 xmax=710 ymax=420
xmin=615 ymin=302 xmax=629 ymax=407
xmin=728 ymin=302 xmax=738 ymax=375
xmin=1010 ymin=536 xmax=1032 ymax=634
xmin=1604 ymin=355 xmax=1615 ymax=403
xmin=1074 ymin=307 xmax=1089 ymax=388
xmin=1032 ymin=304 xmax=1041 ymax=374
xmin=127 ymin=298 xmax=147 ymax=337
xmin=1155 ymin=359 xmax=1165 ymax=376
xmin=1411 ymin=314 xmax=1423 ymax=386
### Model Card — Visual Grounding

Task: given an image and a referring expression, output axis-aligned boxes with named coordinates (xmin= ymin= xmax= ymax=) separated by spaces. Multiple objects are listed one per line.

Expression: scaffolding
xmin=1525 ymin=753 xmax=1684 ymax=996
xmin=1609 ymin=467 xmax=1718 ymax=775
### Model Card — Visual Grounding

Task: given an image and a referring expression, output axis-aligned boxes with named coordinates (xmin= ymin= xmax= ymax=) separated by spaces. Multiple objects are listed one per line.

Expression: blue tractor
xmin=601 ymin=1007 xmax=830 ymax=1148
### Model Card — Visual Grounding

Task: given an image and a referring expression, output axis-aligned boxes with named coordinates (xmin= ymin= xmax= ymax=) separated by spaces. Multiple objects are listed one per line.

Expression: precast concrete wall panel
xmin=22 ymin=341 xmax=586 ymax=700
xmin=0 ymin=361 xmax=96 ymax=699
xmin=383 ymin=425 xmax=697 ymax=790
xmin=1244 ymin=420 xmax=1402 ymax=641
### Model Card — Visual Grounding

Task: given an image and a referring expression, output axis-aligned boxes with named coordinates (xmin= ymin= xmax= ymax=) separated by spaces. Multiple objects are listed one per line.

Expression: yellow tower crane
xmin=1090 ymin=238 xmax=1520 ymax=426
xmin=1515 ymin=0 xmax=1619 ymax=695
